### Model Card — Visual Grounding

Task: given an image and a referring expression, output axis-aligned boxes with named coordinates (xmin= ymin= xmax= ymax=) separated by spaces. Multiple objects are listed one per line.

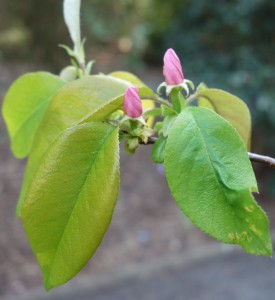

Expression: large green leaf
xmin=164 ymin=107 xmax=272 ymax=256
xmin=22 ymin=123 xmax=119 ymax=290
xmin=109 ymin=71 xmax=148 ymax=87
xmin=2 ymin=72 xmax=65 ymax=158
xmin=197 ymin=89 xmax=252 ymax=150
xmin=16 ymin=75 xmax=130 ymax=216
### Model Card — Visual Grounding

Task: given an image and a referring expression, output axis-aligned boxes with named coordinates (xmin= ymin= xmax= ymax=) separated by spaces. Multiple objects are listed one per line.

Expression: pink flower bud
xmin=163 ymin=48 xmax=184 ymax=85
xmin=124 ymin=87 xmax=143 ymax=118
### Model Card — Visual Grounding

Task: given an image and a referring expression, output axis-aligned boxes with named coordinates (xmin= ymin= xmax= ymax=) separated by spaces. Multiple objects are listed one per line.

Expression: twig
xmin=248 ymin=152 xmax=275 ymax=168
xmin=139 ymin=137 xmax=275 ymax=168
xmin=186 ymin=94 xmax=198 ymax=105
xmin=140 ymin=96 xmax=172 ymax=108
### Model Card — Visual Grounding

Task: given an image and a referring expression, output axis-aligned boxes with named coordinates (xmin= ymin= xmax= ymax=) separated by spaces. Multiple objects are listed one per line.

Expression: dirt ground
xmin=0 ymin=62 xmax=275 ymax=298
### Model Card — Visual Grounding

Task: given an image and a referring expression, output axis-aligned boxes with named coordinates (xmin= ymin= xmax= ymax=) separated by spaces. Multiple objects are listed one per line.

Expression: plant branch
xmin=79 ymin=62 xmax=87 ymax=76
xmin=248 ymin=152 xmax=275 ymax=168
xmin=186 ymin=94 xmax=198 ymax=105
xmin=141 ymin=96 xmax=172 ymax=107
xmin=139 ymin=137 xmax=275 ymax=168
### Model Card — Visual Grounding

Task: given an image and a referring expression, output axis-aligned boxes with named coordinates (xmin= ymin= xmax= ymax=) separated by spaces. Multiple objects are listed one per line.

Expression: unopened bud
xmin=59 ymin=66 xmax=78 ymax=82
xmin=163 ymin=48 xmax=184 ymax=85
xmin=124 ymin=87 xmax=143 ymax=119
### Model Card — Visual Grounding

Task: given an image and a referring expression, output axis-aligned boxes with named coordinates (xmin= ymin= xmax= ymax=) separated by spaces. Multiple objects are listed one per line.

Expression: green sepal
xmin=125 ymin=137 xmax=139 ymax=154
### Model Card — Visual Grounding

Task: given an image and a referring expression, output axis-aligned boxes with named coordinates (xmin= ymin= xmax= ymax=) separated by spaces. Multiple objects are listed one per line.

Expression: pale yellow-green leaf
xmin=197 ymin=89 xmax=251 ymax=150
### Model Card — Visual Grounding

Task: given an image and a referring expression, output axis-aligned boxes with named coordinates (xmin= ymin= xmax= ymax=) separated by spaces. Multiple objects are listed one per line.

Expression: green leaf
xmin=79 ymin=71 xmax=155 ymax=124
xmin=160 ymin=115 xmax=177 ymax=137
xmin=197 ymin=89 xmax=252 ymax=150
xmin=196 ymin=82 xmax=208 ymax=93
xmin=152 ymin=134 xmax=167 ymax=163
xmin=17 ymin=75 xmax=129 ymax=216
xmin=2 ymin=72 xmax=65 ymax=158
xmin=22 ymin=123 xmax=119 ymax=290
xmin=170 ymin=88 xmax=186 ymax=113
xmin=154 ymin=121 xmax=163 ymax=133
xmin=78 ymin=94 xmax=124 ymax=124
xmin=144 ymin=107 xmax=162 ymax=117
xmin=161 ymin=105 xmax=177 ymax=116
xmin=78 ymin=78 xmax=154 ymax=124
xmin=164 ymin=107 xmax=272 ymax=256
xmin=109 ymin=71 xmax=147 ymax=88
xmin=109 ymin=71 xmax=154 ymax=96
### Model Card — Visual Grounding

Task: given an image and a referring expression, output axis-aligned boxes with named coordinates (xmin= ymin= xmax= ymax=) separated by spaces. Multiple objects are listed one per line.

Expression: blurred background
xmin=0 ymin=0 xmax=275 ymax=299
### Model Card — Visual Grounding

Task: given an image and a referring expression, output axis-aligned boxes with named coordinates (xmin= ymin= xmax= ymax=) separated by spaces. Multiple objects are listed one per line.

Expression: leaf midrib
xmin=191 ymin=110 xmax=246 ymax=234
xmin=191 ymin=111 xmax=227 ymax=196
xmin=78 ymin=95 xmax=123 ymax=124
xmin=46 ymin=127 xmax=115 ymax=284
xmin=191 ymin=110 xmax=268 ymax=251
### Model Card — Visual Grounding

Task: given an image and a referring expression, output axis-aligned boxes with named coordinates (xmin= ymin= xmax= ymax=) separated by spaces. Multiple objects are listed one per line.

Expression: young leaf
xmin=164 ymin=107 xmax=272 ymax=256
xmin=170 ymin=88 xmax=186 ymax=113
xmin=16 ymin=75 xmax=129 ymax=216
xmin=197 ymin=89 xmax=252 ymax=150
xmin=2 ymin=72 xmax=65 ymax=158
xmin=63 ymin=0 xmax=83 ymax=62
xmin=196 ymin=82 xmax=208 ymax=93
xmin=161 ymin=105 xmax=177 ymax=116
xmin=22 ymin=123 xmax=120 ymax=290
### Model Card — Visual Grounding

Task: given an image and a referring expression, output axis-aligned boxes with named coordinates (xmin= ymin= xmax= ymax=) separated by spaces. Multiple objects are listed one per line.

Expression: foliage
xmin=23 ymin=122 xmax=120 ymax=290
xmin=1 ymin=0 xmax=274 ymax=291
xmin=147 ymin=0 xmax=275 ymax=154
xmin=165 ymin=108 xmax=271 ymax=256
xmin=3 ymin=71 xmax=273 ymax=289
xmin=2 ymin=72 xmax=65 ymax=158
